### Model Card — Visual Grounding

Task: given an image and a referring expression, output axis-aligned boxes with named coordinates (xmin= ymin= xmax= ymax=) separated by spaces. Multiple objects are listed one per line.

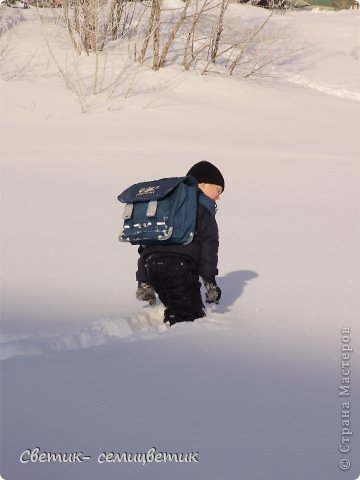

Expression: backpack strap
xmin=146 ymin=200 xmax=158 ymax=217
xmin=198 ymin=193 xmax=216 ymax=217
xmin=122 ymin=203 xmax=134 ymax=220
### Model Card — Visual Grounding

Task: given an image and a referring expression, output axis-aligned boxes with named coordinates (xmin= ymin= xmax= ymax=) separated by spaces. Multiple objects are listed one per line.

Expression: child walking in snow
xmin=136 ymin=161 xmax=224 ymax=326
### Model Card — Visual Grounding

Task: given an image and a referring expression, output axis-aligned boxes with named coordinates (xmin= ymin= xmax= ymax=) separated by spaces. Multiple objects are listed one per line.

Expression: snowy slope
xmin=1 ymin=3 xmax=360 ymax=480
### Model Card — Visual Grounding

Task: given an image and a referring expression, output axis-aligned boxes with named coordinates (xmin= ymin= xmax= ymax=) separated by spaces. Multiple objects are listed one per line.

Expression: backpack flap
xmin=118 ymin=177 xmax=189 ymax=204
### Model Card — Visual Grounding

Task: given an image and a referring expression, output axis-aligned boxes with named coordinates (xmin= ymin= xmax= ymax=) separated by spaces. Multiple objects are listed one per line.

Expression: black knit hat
xmin=186 ymin=161 xmax=225 ymax=192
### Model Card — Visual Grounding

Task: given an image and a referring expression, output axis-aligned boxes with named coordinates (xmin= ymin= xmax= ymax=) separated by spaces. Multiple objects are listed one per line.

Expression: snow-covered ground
xmin=1 ymin=3 xmax=360 ymax=480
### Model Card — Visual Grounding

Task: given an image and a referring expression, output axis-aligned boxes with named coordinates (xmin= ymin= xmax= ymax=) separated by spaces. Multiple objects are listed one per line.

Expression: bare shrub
xmin=47 ymin=0 xmax=305 ymax=111
xmin=59 ymin=0 xmax=302 ymax=80
xmin=0 ymin=6 xmax=13 ymax=60
xmin=63 ymin=0 xmax=142 ymax=54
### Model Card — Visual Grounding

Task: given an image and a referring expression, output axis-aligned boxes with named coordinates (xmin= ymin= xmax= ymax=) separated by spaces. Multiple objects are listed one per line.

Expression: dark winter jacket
xmin=136 ymin=192 xmax=219 ymax=284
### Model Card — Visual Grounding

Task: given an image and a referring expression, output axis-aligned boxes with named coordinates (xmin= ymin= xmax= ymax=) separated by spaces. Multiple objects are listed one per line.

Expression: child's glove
xmin=136 ymin=282 xmax=156 ymax=305
xmin=203 ymin=280 xmax=221 ymax=304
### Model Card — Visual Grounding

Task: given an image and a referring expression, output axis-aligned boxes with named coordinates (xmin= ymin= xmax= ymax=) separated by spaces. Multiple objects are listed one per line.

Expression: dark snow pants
xmin=145 ymin=255 xmax=205 ymax=325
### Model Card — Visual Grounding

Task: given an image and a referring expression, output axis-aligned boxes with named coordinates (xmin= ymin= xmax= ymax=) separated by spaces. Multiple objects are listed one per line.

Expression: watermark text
xmin=338 ymin=328 xmax=353 ymax=472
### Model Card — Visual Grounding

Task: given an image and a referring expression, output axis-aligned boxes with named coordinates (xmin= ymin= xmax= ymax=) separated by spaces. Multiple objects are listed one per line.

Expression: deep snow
xmin=1 ymin=3 xmax=360 ymax=480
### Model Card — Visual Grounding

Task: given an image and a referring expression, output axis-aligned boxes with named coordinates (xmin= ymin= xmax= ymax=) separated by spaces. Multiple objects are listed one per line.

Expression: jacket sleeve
xmin=196 ymin=204 xmax=219 ymax=282
xmin=136 ymin=246 xmax=149 ymax=283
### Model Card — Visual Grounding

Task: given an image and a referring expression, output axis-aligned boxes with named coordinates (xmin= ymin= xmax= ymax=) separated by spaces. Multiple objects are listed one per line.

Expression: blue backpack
xmin=117 ymin=176 xmax=199 ymax=245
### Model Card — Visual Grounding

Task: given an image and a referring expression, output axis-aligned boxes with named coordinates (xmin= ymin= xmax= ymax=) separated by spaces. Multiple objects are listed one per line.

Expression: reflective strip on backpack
xmin=159 ymin=226 xmax=173 ymax=241
xmin=122 ymin=203 xmax=134 ymax=220
xmin=146 ymin=200 xmax=158 ymax=218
